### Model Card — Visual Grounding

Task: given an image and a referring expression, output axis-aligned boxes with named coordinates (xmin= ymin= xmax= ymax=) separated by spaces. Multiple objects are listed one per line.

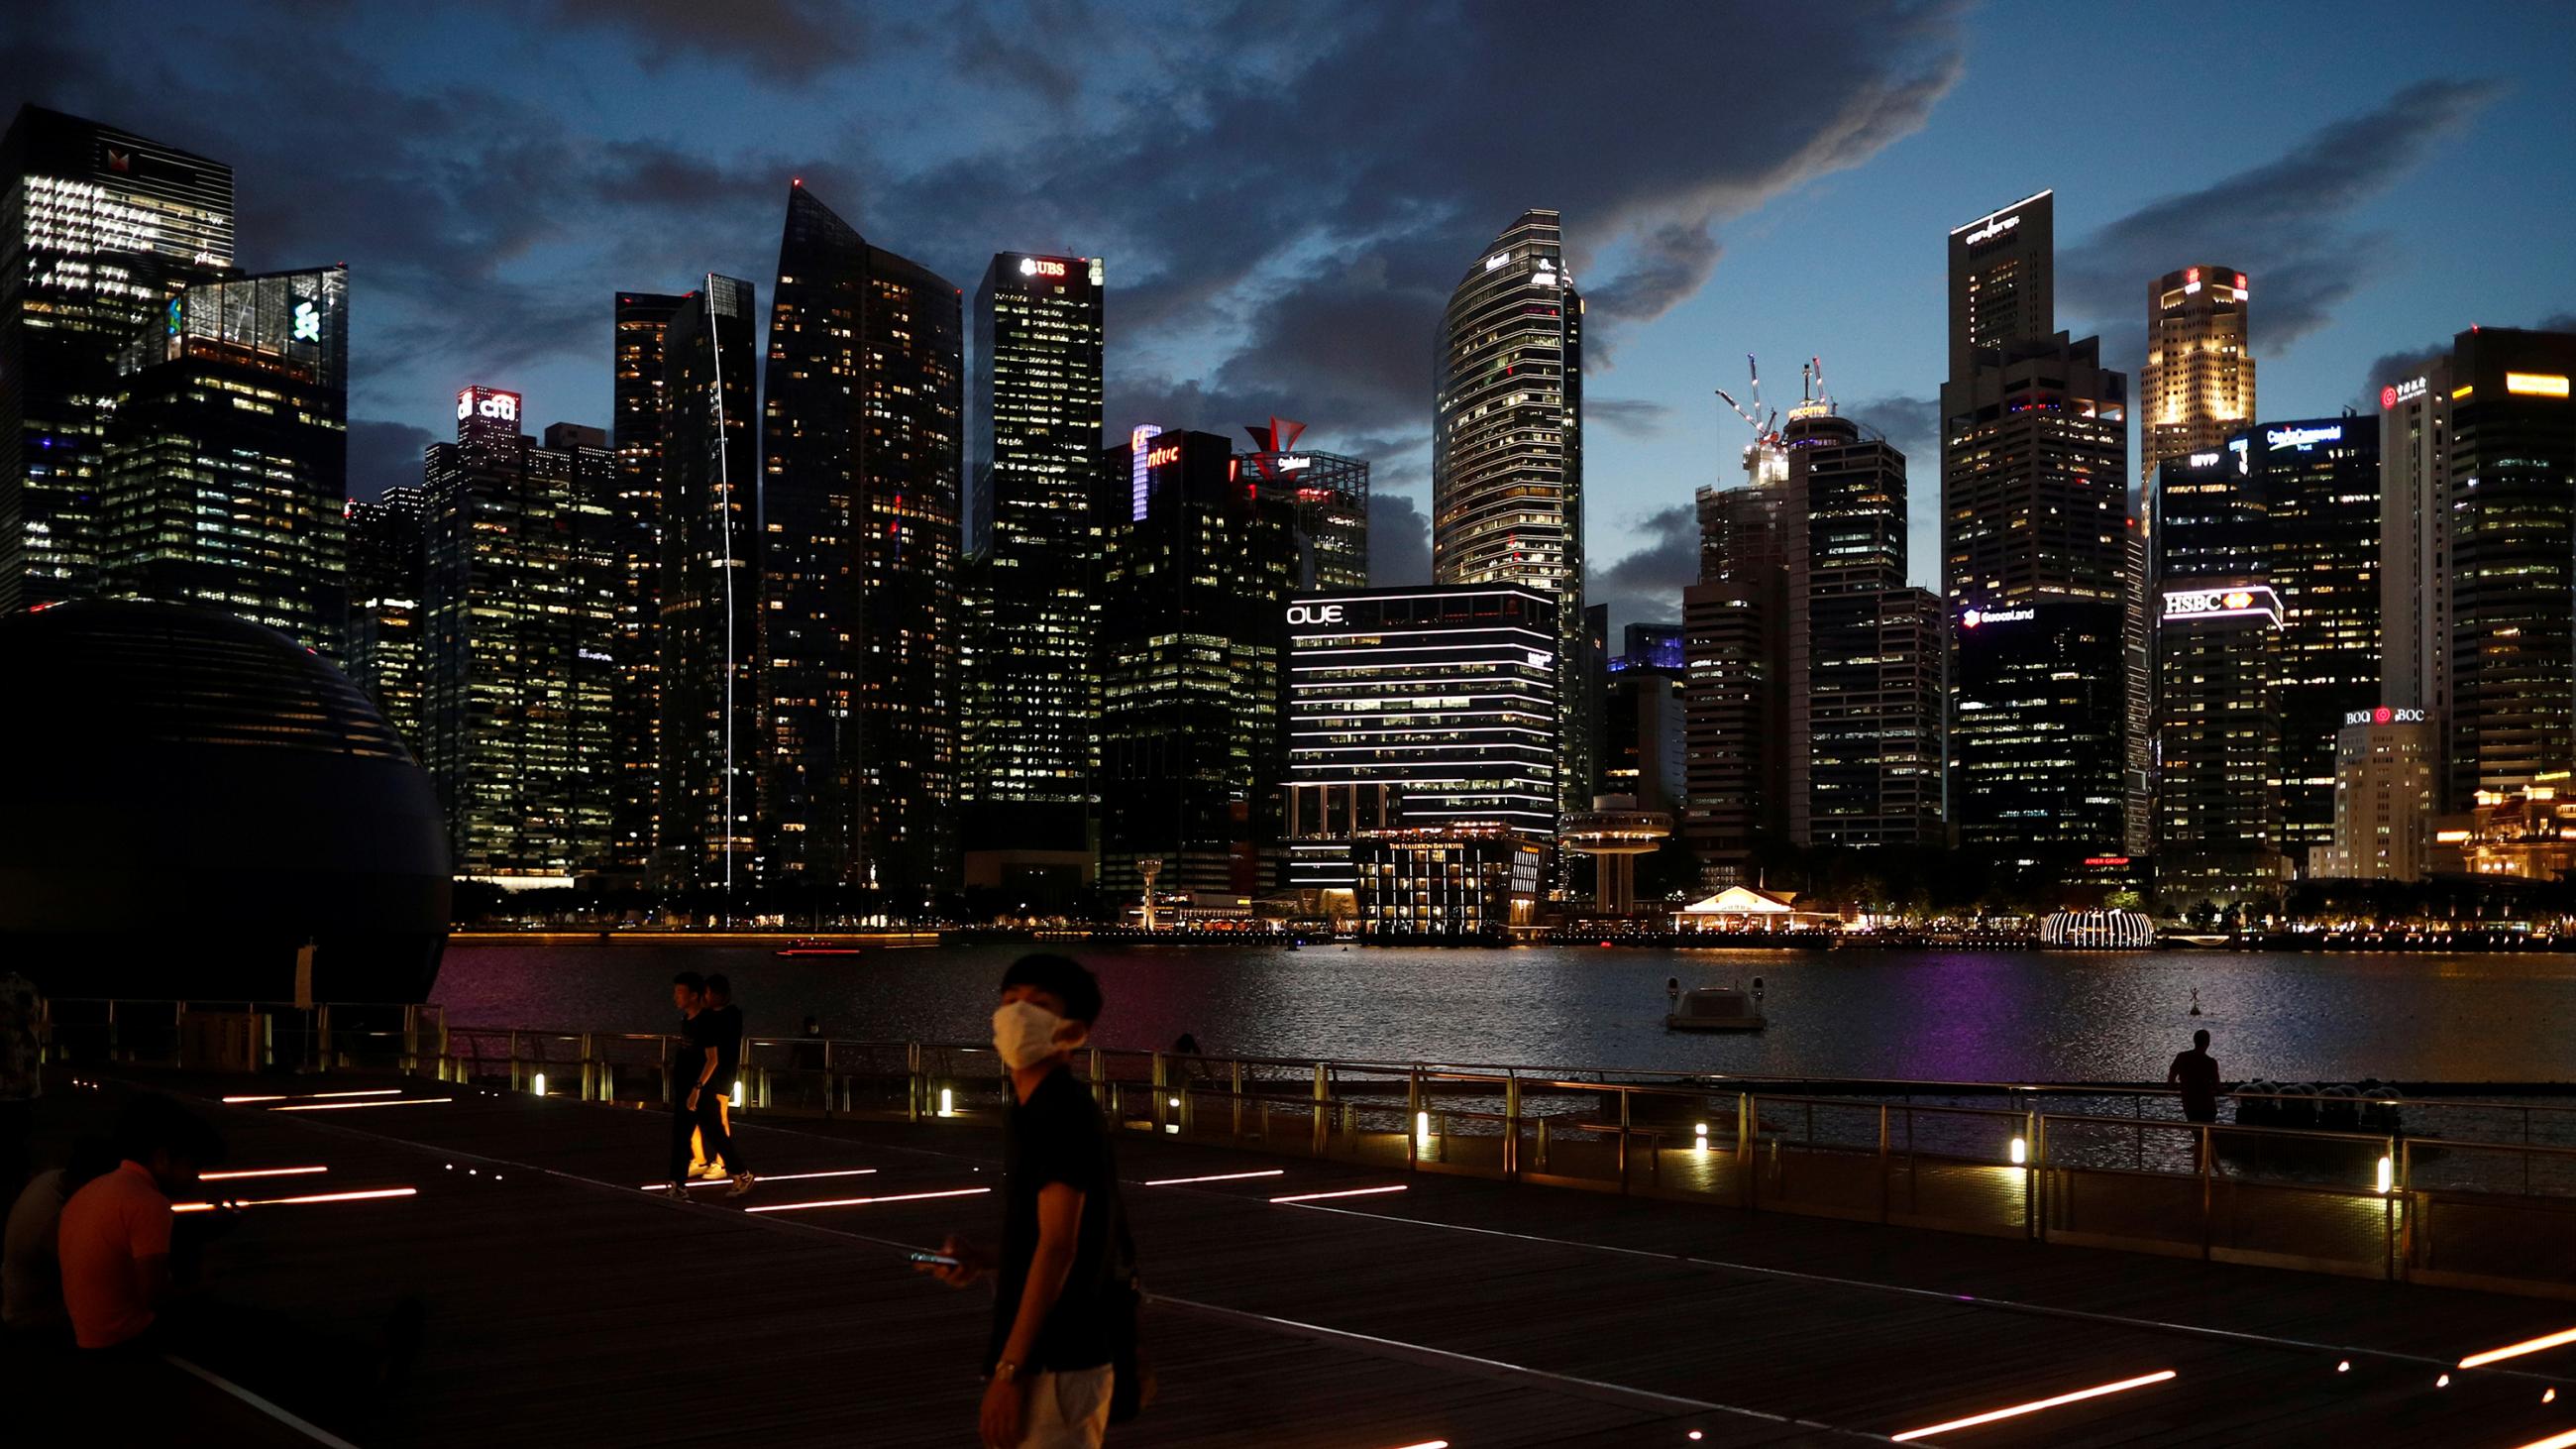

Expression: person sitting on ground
xmin=2 ymin=1134 xmax=116 ymax=1339
xmin=2167 ymin=1028 xmax=2222 ymax=1125
xmin=58 ymin=1094 xmax=217 ymax=1352
xmin=921 ymin=954 xmax=1137 ymax=1448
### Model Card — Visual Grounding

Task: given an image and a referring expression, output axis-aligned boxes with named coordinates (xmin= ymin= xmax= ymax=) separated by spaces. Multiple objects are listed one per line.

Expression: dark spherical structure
xmin=0 ymin=601 xmax=449 ymax=1002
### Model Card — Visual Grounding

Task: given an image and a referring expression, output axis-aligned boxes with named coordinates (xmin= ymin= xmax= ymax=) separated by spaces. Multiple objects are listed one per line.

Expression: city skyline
xmin=8 ymin=3 xmax=2572 ymax=631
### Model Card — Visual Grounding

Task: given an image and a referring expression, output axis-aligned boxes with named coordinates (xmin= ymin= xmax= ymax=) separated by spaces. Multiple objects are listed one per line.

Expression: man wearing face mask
xmin=919 ymin=953 xmax=1131 ymax=1448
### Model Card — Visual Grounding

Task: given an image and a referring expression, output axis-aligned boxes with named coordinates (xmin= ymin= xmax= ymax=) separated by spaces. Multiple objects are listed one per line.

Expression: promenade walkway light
xmin=531 ymin=1071 xmax=546 ymax=1096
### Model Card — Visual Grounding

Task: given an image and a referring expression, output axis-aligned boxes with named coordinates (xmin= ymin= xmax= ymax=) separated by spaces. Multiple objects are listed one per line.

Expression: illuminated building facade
xmin=1095 ymin=428 xmax=1297 ymax=901
xmin=963 ymin=250 xmax=1106 ymax=863
xmin=2140 ymin=265 xmax=2254 ymax=490
xmin=1284 ymin=585 xmax=1559 ymax=894
xmin=758 ymin=186 xmax=962 ymax=904
xmin=1780 ymin=408 xmax=1943 ymax=849
xmin=1940 ymin=331 xmax=2129 ymax=610
xmin=1352 ymin=826 xmax=1543 ymax=941
xmin=1600 ymin=625 xmax=1685 ymax=815
xmin=1240 ymin=418 xmax=1367 ymax=590
xmin=1951 ymin=600 xmax=2128 ymax=862
xmin=1434 ymin=210 xmax=1588 ymax=813
xmin=1 ymin=106 xmax=234 ymax=613
xmin=2437 ymin=328 xmax=2576 ymax=806
xmin=2437 ymin=772 xmax=2576 ymax=882
xmin=606 ymin=290 xmax=684 ymax=880
xmin=2378 ymin=366 xmax=2451 ymax=729
xmin=655 ymin=277 xmax=761 ymax=896
xmin=97 ymin=267 xmax=348 ymax=660
xmin=345 ymin=485 xmax=426 ymax=752
xmin=2322 ymin=710 xmax=2436 ymax=882
xmin=424 ymin=394 xmax=617 ymax=882
xmin=2153 ymin=581 xmax=2286 ymax=905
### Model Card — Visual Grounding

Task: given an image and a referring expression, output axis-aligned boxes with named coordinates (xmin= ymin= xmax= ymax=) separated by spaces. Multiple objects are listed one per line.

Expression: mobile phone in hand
xmin=908 ymin=1250 xmax=962 ymax=1269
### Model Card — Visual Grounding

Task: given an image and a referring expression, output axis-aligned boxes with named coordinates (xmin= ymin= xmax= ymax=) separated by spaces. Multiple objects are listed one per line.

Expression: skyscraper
xmin=1434 ymin=209 xmax=1587 ymax=813
xmin=2153 ymin=580 xmax=2286 ymax=906
xmin=963 ymin=250 xmax=1106 ymax=868
xmin=2 ymin=105 xmax=234 ymax=613
xmin=97 ymin=266 xmax=349 ymax=659
xmin=2253 ymin=417 xmax=2380 ymax=860
xmin=1779 ymin=406 xmax=1943 ymax=849
xmin=1240 ymin=418 xmax=1368 ymax=590
xmin=2438 ymin=328 xmax=2576 ymax=804
xmin=424 ymin=392 xmax=617 ymax=882
xmin=346 ymin=484 xmax=426 ymax=752
xmin=2378 ymin=368 xmax=2451 ymax=725
xmin=759 ymin=185 xmax=963 ymax=905
xmin=607 ymin=290 xmax=685 ymax=882
xmin=1096 ymin=428 xmax=1297 ymax=901
xmin=1941 ymin=190 xmax=2134 ymax=872
xmin=2140 ymin=265 xmax=2254 ymax=490
xmin=655 ymin=277 xmax=761 ymax=898
xmin=1681 ymin=458 xmax=1789 ymax=885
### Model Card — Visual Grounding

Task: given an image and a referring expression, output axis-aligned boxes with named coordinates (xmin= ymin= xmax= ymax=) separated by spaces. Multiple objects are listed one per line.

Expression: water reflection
xmin=434 ymin=943 xmax=2576 ymax=1083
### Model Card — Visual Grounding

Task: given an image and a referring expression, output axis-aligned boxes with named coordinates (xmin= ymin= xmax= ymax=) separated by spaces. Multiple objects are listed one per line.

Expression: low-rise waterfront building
xmin=2318 ymin=709 xmax=2437 ymax=881
xmin=2437 ymin=771 xmax=2576 ymax=882
xmin=1352 ymin=825 xmax=1543 ymax=941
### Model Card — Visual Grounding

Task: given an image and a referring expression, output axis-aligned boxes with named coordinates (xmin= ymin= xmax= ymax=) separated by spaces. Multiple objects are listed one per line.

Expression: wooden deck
xmin=21 ymin=1067 xmax=2576 ymax=1447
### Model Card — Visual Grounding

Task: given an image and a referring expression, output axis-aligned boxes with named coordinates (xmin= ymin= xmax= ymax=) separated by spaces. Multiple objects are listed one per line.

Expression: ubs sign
xmin=1287 ymin=603 xmax=1345 ymax=626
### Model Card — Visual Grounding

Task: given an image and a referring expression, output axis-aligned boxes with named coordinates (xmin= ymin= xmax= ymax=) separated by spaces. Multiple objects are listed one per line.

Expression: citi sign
xmin=1286 ymin=604 xmax=1345 ymax=626
xmin=457 ymin=389 xmax=520 ymax=423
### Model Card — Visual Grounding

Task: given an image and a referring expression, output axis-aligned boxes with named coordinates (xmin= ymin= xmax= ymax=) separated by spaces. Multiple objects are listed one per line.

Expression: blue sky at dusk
xmin=9 ymin=0 xmax=2572 ymax=627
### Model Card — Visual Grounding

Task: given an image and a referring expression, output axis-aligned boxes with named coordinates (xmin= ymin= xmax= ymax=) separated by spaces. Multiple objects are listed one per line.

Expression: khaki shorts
xmin=1015 ymin=1364 xmax=1114 ymax=1448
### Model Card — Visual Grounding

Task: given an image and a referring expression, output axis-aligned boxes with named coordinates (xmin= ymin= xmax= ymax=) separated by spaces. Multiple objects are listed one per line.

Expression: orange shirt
xmin=57 ymin=1161 xmax=172 ymax=1349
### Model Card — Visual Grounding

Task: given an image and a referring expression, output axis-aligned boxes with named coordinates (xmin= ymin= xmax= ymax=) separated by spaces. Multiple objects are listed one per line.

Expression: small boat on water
xmin=1666 ymin=984 xmax=1767 ymax=1033
xmin=775 ymin=938 xmax=863 ymax=958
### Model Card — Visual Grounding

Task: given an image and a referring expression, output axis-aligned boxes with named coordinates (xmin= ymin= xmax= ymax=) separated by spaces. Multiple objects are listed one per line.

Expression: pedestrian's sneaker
xmin=696 ymin=1163 xmax=728 ymax=1181
xmin=727 ymin=1170 xmax=756 ymax=1197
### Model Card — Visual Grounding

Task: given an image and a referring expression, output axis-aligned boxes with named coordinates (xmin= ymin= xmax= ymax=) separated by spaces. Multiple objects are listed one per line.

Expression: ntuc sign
xmin=1287 ymin=603 xmax=1345 ymax=626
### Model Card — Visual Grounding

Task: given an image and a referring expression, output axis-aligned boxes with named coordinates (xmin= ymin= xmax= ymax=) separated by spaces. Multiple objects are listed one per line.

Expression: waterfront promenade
xmin=22 ymin=1055 xmax=2576 ymax=1446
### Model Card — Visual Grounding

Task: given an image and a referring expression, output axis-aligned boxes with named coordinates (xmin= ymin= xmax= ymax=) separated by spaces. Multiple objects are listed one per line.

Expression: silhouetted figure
xmin=667 ymin=973 xmax=749 ymax=1195
xmin=2167 ymin=1029 xmax=2221 ymax=1124
xmin=3 ymin=1134 xmax=115 ymax=1338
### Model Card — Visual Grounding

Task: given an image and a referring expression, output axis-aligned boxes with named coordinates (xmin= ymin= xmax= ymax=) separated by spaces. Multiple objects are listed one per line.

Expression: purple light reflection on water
xmin=431 ymin=943 xmax=2576 ymax=1084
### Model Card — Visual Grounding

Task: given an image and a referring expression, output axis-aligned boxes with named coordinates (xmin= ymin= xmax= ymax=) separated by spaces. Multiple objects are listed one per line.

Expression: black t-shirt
xmin=987 ymin=1065 xmax=1123 ymax=1374
xmin=2170 ymin=1050 xmax=2220 ymax=1119
xmin=681 ymin=1010 xmax=727 ymax=1096
xmin=709 ymin=1004 xmax=743 ymax=1092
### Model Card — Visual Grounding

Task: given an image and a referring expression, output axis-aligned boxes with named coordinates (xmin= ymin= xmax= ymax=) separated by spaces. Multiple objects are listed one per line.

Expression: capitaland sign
xmin=1286 ymin=604 xmax=1345 ymax=625
xmin=1963 ymin=213 xmax=2021 ymax=247
xmin=2345 ymin=707 xmax=2427 ymax=726
xmin=2162 ymin=585 xmax=2280 ymax=622
xmin=1958 ymin=607 xmax=2034 ymax=628
xmin=1273 ymin=455 xmax=1313 ymax=472
xmin=2266 ymin=423 xmax=2342 ymax=451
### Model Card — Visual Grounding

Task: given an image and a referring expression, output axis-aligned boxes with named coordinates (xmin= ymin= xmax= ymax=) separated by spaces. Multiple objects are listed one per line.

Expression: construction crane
xmin=1713 ymin=352 xmax=1778 ymax=450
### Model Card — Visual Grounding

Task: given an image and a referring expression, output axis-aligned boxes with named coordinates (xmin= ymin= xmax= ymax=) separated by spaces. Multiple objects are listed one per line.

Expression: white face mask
xmin=993 ymin=1000 xmax=1077 ymax=1070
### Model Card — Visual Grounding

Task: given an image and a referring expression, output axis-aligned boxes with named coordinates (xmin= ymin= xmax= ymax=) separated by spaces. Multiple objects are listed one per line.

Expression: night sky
xmin=9 ymin=1 xmax=2573 ymax=627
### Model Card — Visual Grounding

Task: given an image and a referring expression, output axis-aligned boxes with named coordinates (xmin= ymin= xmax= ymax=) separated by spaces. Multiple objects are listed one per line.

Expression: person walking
xmin=920 ymin=954 xmax=1138 ymax=1448
xmin=2168 ymin=1028 xmax=2222 ymax=1124
xmin=666 ymin=973 xmax=750 ymax=1197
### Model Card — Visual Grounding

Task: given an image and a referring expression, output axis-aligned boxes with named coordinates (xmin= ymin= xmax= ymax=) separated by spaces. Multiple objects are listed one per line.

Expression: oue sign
xmin=1287 ymin=604 xmax=1345 ymax=626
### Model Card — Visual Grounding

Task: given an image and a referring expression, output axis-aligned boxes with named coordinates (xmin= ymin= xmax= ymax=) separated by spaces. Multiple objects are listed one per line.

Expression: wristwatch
xmin=993 ymin=1359 xmax=1027 ymax=1383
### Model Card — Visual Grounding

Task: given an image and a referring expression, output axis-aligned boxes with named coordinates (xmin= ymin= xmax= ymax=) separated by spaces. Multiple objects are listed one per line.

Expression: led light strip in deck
xmin=268 ymin=1097 xmax=455 ymax=1111
xmin=2463 ymin=1326 xmax=2576 ymax=1370
xmin=745 ymin=1187 xmax=989 ymax=1214
xmin=641 ymin=1169 xmax=880 ymax=1190
xmin=223 ymin=1089 xmax=403 ymax=1104
xmin=200 ymin=1166 xmax=329 ymax=1181
xmin=1144 ymin=1170 xmax=1287 ymax=1186
xmin=174 ymin=1187 xmax=418 ymax=1213
xmin=1889 ymin=1370 xmax=2176 ymax=1442
xmin=1271 ymin=1184 xmax=1407 ymax=1204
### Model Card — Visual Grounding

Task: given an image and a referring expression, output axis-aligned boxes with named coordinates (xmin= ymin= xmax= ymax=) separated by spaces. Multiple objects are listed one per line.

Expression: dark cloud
xmin=1843 ymin=393 xmax=1936 ymax=466
xmin=528 ymin=0 xmax=869 ymax=81
xmin=345 ymin=418 xmax=436 ymax=502
xmin=2064 ymin=78 xmax=2502 ymax=363
xmin=1366 ymin=491 xmax=1431 ymax=587
xmin=1587 ymin=503 xmax=1698 ymax=633
xmin=1587 ymin=397 xmax=1675 ymax=441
